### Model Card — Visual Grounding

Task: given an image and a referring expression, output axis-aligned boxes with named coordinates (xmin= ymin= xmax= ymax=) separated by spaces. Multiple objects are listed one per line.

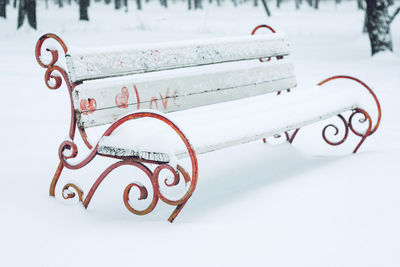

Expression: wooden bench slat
xmin=97 ymin=85 xmax=360 ymax=162
xmin=66 ymin=34 xmax=290 ymax=82
xmin=74 ymin=60 xmax=296 ymax=128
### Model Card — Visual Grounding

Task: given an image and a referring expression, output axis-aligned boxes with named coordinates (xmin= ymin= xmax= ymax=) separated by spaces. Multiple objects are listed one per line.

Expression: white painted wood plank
xmin=66 ymin=34 xmax=290 ymax=82
xmin=96 ymin=85 xmax=361 ymax=163
xmin=74 ymin=60 xmax=296 ymax=128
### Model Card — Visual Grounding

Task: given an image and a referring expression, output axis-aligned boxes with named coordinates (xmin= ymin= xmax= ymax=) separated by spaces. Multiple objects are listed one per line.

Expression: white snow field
xmin=1 ymin=1 xmax=400 ymax=266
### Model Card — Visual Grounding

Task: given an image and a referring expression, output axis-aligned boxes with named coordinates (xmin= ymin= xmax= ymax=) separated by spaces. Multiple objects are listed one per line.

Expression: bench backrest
xmin=67 ymin=33 xmax=296 ymax=128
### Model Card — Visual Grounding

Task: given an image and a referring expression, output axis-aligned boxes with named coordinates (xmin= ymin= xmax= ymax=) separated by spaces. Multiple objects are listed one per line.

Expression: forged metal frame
xmin=35 ymin=34 xmax=199 ymax=223
xmin=36 ymin=28 xmax=382 ymax=223
xmin=252 ymin=24 xmax=381 ymax=152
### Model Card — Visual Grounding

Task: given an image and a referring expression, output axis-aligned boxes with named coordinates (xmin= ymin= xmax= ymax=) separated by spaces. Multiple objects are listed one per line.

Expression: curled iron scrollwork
xmin=58 ymin=111 xmax=198 ymax=222
xmin=35 ymin=34 xmax=70 ymax=91
xmin=322 ymin=114 xmax=349 ymax=146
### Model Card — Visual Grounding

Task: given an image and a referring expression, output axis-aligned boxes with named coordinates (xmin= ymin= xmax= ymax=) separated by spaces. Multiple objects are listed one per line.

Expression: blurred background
xmin=1 ymin=0 xmax=399 ymax=56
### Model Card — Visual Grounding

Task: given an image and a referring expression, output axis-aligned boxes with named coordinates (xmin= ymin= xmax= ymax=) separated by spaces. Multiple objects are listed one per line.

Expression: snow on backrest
xmin=74 ymin=59 xmax=297 ymax=128
xmin=66 ymin=33 xmax=290 ymax=83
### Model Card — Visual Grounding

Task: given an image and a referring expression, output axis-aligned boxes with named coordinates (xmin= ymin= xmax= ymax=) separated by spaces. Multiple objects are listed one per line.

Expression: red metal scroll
xmin=36 ymin=34 xmax=199 ymax=222
xmin=60 ymin=111 xmax=199 ymax=223
xmin=317 ymin=75 xmax=380 ymax=153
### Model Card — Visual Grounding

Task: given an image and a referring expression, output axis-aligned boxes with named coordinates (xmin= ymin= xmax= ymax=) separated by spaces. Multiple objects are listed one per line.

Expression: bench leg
xmin=58 ymin=111 xmax=199 ymax=222
xmin=168 ymin=202 xmax=187 ymax=223
xmin=318 ymin=75 xmax=381 ymax=153
xmin=60 ymin=160 xmax=197 ymax=222
xmin=49 ymin=161 xmax=64 ymax=197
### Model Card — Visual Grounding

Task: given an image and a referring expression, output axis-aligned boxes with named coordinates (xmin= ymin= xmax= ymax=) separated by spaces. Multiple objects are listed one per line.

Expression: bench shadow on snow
xmin=180 ymin=141 xmax=344 ymax=222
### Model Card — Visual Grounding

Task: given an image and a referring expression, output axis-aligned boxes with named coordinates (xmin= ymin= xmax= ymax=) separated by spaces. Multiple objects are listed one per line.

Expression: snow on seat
xmin=97 ymin=84 xmax=361 ymax=163
xmin=66 ymin=33 xmax=290 ymax=82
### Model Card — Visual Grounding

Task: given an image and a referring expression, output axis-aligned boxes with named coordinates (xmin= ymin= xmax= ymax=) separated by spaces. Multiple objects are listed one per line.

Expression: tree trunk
xmin=0 ymin=0 xmax=6 ymax=18
xmin=79 ymin=0 xmax=89 ymax=20
xmin=253 ymin=0 xmax=257 ymax=7
xmin=295 ymin=0 xmax=300 ymax=9
xmin=390 ymin=7 xmax=400 ymax=24
xmin=136 ymin=0 xmax=141 ymax=9
xmin=314 ymin=0 xmax=319 ymax=9
xmin=260 ymin=0 xmax=270 ymax=16
xmin=17 ymin=0 xmax=36 ymax=29
xmin=357 ymin=0 xmax=364 ymax=10
xmin=276 ymin=0 xmax=280 ymax=8
xmin=365 ymin=0 xmax=393 ymax=55
xmin=115 ymin=0 xmax=121 ymax=9
xmin=363 ymin=10 xmax=368 ymax=33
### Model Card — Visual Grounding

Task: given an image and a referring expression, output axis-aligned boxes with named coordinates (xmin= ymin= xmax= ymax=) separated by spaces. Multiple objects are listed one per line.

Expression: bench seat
xmin=35 ymin=28 xmax=381 ymax=222
xmin=97 ymin=84 xmax=360 ymax=163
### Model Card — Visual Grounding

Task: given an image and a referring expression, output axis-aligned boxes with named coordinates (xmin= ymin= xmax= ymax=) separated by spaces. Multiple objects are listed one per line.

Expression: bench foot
xmin=168 ymin=202 xmax=187 ymax=223
xmin=59 ymin=160 xmax=196 ymax=222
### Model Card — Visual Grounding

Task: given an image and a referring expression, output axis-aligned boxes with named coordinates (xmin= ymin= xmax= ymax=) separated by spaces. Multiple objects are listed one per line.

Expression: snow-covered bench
xmin=35 ymin=25 xmax=381 ymax=222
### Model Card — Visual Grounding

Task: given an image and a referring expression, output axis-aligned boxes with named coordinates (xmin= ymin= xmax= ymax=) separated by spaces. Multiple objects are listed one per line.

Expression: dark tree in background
xmin=79 ymin=0 xmax=89 ymax=20
xmin=365 ymin=0 xmax=399 ymax=55
xmin=0 ymin=0 xmax=6 ymax=18
xmin=17 ymin=0 xmax=36 ymax=29
xmin=115 ymin=0 xmax=121 ymax=9
xmin=260 ymin=0 xmax=270 ymax=16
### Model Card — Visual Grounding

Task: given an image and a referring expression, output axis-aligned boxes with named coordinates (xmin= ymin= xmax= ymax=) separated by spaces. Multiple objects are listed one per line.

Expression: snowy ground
xmin=1 ymin=1 xmax=400 ymax=266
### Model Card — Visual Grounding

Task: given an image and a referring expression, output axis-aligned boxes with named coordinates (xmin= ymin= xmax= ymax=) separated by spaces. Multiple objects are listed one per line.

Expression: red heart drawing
xmin=80 ymin=98 xmax=97 ymax=115
xmin=116 ymin=86 xmax=129 ymax=108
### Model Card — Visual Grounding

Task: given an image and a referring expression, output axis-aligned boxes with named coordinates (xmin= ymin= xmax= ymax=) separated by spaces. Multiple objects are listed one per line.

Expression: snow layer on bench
xmin=75 ymin=59 xmax=296 ymax=128
xmin=97 ymin=84 xmax=366 ymax=162
xmin=66 ymin=33 xmax=290 ymax=82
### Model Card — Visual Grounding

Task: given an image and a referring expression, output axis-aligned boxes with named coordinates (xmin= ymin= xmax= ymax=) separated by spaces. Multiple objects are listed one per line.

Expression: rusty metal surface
xmin=317 ymin=75 xmax=381 ymax=135
xmin=317 ymin=75 xmax=381 ymax=153
xmin=35 ymin=34 xmax=199 ymax=222
xmin=59 ymin=111 xmax=199 ymax=222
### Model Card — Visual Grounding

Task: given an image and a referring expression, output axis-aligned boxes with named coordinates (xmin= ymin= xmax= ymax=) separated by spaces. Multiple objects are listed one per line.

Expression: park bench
xmin=35 ymin=25 xmax=381 ymax=222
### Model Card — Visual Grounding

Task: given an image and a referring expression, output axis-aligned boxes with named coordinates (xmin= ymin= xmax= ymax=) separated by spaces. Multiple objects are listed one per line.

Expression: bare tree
xmin=357 ymin=0 xmax=364 ymax=10
xmin=314 ymin=0 xmax=319 ymax=9
xmin=79 ymin=0 xmax=89 ymax=20
xmin=0 ymin=0 xmax=6 ymax=18
xmin=115 ymin=0 xmax=121 ymax=9
xmin=365 ymin=0 xmax=398 ymax=55
xmin=295 ymin=0 xmax=300 ymax=9
xmin=194 ymin=0 xmax=202 ymax=9
xmin=17 ymin=0 xmax=36 ymax=29
xmin=260 ymin=0 xmax=271 ymax=16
